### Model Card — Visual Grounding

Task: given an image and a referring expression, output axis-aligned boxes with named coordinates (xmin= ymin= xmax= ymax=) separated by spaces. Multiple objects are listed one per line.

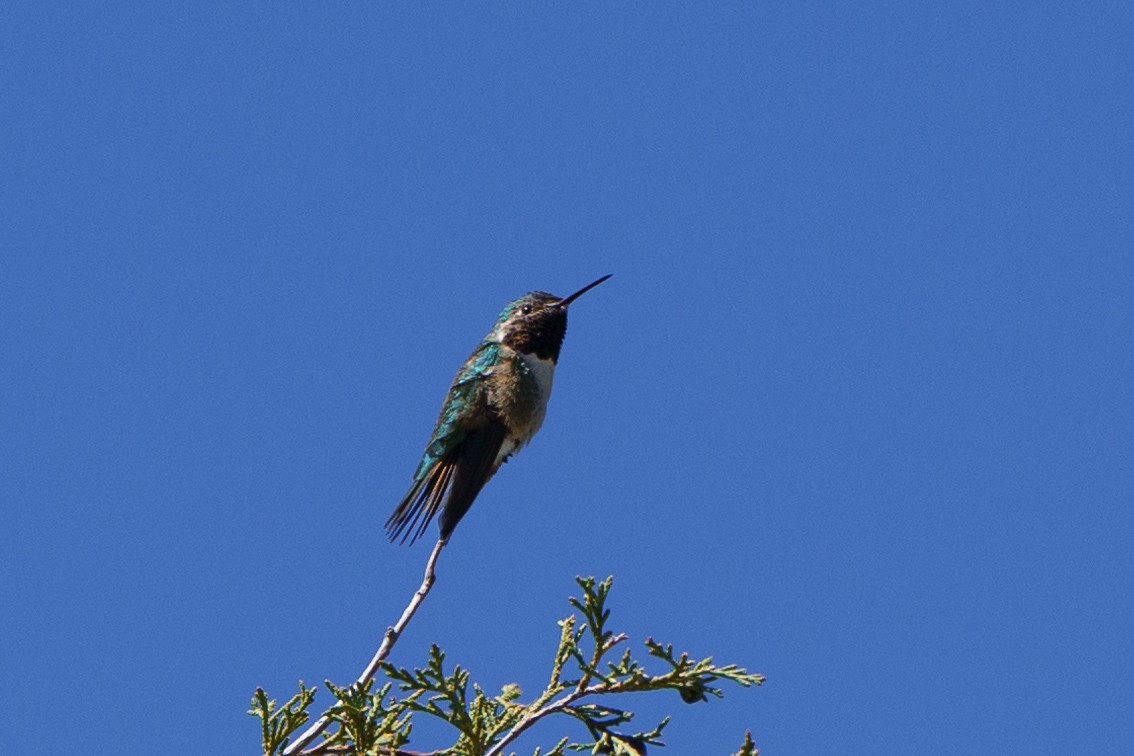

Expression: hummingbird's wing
xmin=384 ymin=419 xmax=507 ymax=545
xmin=436 ymin=419 xmax=508 ymax=539
xmin=385 ymin=343 xmax=508 ymax=545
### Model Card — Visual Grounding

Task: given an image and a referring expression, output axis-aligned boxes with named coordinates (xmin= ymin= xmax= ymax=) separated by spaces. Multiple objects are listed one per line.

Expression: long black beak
xmin=555 ymin=274 xmax=612 ymax=308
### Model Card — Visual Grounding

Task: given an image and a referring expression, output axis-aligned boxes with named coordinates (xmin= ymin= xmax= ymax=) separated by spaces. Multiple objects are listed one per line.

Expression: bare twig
xmin=284 ymin=537 xmax=447 ymax=756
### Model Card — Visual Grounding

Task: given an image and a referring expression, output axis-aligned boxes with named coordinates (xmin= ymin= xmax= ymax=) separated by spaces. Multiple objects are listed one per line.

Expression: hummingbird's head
xmin=489 ymin=275 xmax=611 ymax=362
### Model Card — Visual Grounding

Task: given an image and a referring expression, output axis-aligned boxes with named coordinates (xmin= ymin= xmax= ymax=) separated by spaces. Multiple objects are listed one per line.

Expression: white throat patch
xmin=520 ymin=351 xmax=556 ymax=400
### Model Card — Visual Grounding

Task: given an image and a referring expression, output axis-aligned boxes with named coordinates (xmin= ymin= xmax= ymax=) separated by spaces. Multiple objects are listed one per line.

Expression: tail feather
xmin=385 ymin=419 xmax=508 ymax=545
xmin=385 ymin=460 xmax=454 ymax=545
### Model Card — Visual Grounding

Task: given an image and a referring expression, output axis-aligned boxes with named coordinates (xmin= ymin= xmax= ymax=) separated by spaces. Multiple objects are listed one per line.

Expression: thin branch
xmin=575 ymin=632 xmax=627 ymax=694
xmin=488 ymin=671 xmax=643 ymax=756
xmin=483 ymin=627 xmax=631 ymax=756
xmin=304 ymin=747 xmax=430 ymax=756
xmin=484 ymin=679 xmax=625 ymax=756
xmin=284 ymin=537 xmax=448 ymax=756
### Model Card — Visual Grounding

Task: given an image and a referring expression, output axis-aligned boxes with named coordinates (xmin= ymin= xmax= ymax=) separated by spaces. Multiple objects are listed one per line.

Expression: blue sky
xmin=2 ymin=3 xmax=1132 ymax=753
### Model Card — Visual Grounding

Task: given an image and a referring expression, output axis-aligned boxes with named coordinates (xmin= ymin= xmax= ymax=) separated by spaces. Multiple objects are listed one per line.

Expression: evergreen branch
xmin=254 ymin=571 xmax=762 ymax=755
xmin=380 ymin=645 xmax=479 ymax=743
xmin=481 ymin=575 xmax=763 ymax=756
xmin=732 ymin=730 xmax=759 ymax=756
xmin=249 ymin=683 xmax=317 ymax=756
xmin=315 ymin=679 xmax=419 ymax=754
xmin=547 ymin=616 xmax=576 ymax=692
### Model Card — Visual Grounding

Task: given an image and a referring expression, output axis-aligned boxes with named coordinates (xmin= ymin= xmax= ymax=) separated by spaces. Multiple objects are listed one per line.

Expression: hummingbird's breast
xmin=488 ymin=346 xmax=556 ymax=462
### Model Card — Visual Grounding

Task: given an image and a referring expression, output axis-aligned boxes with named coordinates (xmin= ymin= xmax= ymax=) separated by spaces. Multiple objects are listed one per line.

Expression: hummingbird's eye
xmin=521 ymin=304 xmax=533 ymax=315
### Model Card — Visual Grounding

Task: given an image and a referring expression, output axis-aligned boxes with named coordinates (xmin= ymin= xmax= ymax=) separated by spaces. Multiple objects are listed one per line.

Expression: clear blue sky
xmin=2 ymin=3 xmax=1132 ymax=754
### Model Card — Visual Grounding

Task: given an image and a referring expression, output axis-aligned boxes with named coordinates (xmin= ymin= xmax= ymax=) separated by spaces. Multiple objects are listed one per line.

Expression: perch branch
xmin=284 ymin=537 xmax=447 ymax=755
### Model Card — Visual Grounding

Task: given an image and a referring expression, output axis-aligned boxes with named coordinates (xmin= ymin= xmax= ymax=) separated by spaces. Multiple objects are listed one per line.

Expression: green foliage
xmin=732 ymin=730 xmax=759 ymax=756
xmin=251 ymin=576 xmax=763 ymax=755
xmin=320 ymin=679 xmax=415 ymax=753
xmin=248 ymin=682 xmax=317 ymax=756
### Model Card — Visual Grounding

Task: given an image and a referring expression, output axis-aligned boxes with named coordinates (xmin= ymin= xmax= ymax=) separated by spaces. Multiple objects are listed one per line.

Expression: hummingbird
xmin=385 ymin=275 xmax=612 ymax=545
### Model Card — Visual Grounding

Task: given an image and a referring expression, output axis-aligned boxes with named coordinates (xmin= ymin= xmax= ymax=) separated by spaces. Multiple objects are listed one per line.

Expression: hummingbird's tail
xmin=385 ymin=460 xmax=456 ymax=545
xmin=385 ymin=421 xmax=508 ymax=545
